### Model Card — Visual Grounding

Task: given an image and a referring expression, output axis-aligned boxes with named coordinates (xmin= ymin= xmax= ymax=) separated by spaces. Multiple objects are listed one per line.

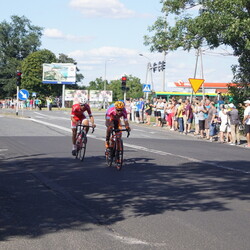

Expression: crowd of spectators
xmin=124 ymin=96 xmax=250 ymax=148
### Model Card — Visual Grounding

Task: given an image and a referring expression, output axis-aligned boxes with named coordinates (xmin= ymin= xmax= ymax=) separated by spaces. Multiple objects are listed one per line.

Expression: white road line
xmin=106 ymin=232 xmax=166 ymax=247
xmin=27 ymin=118 xmax=250 ymax=174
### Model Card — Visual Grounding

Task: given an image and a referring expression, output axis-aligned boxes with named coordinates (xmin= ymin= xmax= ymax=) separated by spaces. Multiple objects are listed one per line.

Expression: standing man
xmin=243 ymin=100 xmax=250 ymax=147
xmin=71 ymin=98 xmax=96 ymax=156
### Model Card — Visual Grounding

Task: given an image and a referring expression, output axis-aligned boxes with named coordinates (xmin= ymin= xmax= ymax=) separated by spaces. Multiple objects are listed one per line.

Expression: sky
xmin=1 ymin=0 xmax=239 ymax=91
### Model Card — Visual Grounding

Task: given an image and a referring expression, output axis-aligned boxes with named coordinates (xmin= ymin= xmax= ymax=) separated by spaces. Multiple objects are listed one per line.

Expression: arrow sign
xmin=18 ymin=89 xmax=29 ymax=100
xmin=188 ymin=78 xmax=205 ymax=93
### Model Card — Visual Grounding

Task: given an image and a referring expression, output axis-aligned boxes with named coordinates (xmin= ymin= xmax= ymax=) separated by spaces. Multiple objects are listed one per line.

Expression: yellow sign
xmin=188 ymin=78 xmax=205 ymax=93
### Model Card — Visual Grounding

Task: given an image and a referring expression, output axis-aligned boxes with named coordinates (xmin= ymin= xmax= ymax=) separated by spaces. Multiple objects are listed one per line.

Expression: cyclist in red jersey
xmin=105 ymin=101 xmax=131 ymax=149
xmin=71 ymin=98 xmax=96 ymax=156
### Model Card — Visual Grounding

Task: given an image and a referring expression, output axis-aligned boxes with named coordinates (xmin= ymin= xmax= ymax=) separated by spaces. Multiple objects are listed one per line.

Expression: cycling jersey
xmin=106 ymin=106 xmax=128 ymax=121
xmin=71 ymin=103 xmax=92 ymax=121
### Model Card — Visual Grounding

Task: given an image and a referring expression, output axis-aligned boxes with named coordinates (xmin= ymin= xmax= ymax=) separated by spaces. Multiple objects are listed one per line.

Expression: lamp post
xmin=104 ymin=59 xmax=113 ymax=108
xmin=104 ymin=59 xmax=113 ymax=91
xmin=139 ymin=54 xmax=154 ymax=98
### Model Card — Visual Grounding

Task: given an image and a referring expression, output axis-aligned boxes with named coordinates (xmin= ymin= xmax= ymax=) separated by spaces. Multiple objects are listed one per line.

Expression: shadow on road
xmin=0 ymin=137 xmax=249 ymax=241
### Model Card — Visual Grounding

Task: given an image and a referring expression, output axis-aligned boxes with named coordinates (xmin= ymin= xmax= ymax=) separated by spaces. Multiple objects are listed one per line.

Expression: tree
xmin=0 ymin=15 xmax=42 ymax=98
xmin=144 ymin=0 xmax=250 ymax=102
xmin=109 ymin=75 xmax=143 ymax=100
xmin=21 ymin=49 xmax=58 ymax=98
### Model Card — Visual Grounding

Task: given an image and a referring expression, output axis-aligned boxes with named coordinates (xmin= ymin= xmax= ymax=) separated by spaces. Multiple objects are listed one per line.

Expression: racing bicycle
xmin=105 ymin=128 xmax=130 ymax=170
xmin=75 ymin=124 xmax=95 ymax=161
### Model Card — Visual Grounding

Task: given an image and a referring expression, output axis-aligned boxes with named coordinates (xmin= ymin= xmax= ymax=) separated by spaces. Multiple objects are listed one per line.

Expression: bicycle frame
xmin=75 ymin=124 xmax=95 ymax=161
xmin=106 ymin=128 xmax=130 ymax=170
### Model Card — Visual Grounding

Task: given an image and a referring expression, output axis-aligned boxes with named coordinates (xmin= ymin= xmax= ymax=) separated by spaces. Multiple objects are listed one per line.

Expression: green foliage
xmin=22 ymin=49 xmax=58 ymax=97
xmin=0 ymin=15 xmax=43 ymax=98
xmin=109 ymin=75 xmax=144 ymax=100
xmin=86 ymin=75 xmax=143 ymax=101
xmin=144 ymin=0 xmax=250 ymax=101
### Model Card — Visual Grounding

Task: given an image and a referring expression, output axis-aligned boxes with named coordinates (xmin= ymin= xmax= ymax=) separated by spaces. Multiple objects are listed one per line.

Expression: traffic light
xmin=16 ymin=71 xmax=22 ymax=86
xmin=121 ymin=76 xmax=127 ymax=91
xmin=158 ymin=61 xmax=162 ymax=72
xmin=152 ymin=63 xmax=157 ymax=73
xmin=161 ymin=61 xmax=166 ymax=71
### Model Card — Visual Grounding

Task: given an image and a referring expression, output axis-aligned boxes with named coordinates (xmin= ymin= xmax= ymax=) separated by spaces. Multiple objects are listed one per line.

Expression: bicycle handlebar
xmin=111 ymin=128 xmax=130 ymax=138
xmin=76 ymin=124 xmax=95 ymax=133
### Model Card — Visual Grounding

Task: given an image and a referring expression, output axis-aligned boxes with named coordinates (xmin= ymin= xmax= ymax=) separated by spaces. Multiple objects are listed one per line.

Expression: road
xmin=0 ymin=109 xmax=250 ymax=250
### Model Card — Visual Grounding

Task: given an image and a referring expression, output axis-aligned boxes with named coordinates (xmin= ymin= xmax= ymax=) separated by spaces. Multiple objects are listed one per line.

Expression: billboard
xmin=42 ymin=63 xmax=76 ymax=84
xmin=89 ymin=90 xmax=113 ymax=102
xmin=65 ymin=90 xmax=88 ymax=104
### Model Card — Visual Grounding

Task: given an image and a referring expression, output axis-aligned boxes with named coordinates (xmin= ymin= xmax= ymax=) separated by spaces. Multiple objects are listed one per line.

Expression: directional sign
xmin=188 ymin=78 xmax=205 ymax=93
xmin=143 ymin=84 xmax=151 ymax=92
xmin=18 ymin=89 xmax=29 ymax=100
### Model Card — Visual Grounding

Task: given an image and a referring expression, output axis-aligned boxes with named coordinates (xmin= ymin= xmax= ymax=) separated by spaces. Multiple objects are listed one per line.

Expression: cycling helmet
xmin=79 ymin=97 xmax=87 ymax=106
xmin=114 ymin=101 xmax=124 ymax=109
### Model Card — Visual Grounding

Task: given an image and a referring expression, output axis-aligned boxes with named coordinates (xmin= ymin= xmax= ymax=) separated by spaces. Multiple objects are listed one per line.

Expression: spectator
xmin=176 ymin=99 xmax=185 ymax=133
xmin=193 ymin=100 xmax=200 ymax=136
xmin=243 ymin=100 xmax=250 ymax=147
xmin=204 ymin=99 xmax=210 ymax=139
xmin=218 ymin=104 xmax=229 ymax=143
xmin=197 ymin=100 xmax=207 ymax=138
xmin=185 ymin=98 xmax=193 ymax=133
xmin=226 ymin=103 xmax=241 ymax=145
xmin=207 ymin=101 xmax=217 ymax=141
xmin=144 ymin=99 xmax=152 ymax=125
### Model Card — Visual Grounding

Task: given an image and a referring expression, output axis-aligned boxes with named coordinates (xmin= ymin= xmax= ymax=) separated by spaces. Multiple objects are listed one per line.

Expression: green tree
xmin=87 ymin=77 xmax=105 ymax=90
xmin=144 ymin=0 xmax=250 ymax=102
xmin=21 ymin=49 xmax=58 ymax=97
xmin=0 ymin=15 xmax=42 ymax=98
xmin=109 ymin=75 xmax=143 ymax=100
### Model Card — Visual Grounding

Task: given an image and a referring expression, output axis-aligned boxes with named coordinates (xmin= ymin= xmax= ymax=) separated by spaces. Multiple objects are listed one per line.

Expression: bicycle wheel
xmin=115 ymin=140 xmax=123 ymax=171
xmin=75 ymin=133 xmax=82 ymax=159
xmin=106 ymin=144 xmax=114 ymax=167
xmin=79 ymin=132 xmax=87 ymax=161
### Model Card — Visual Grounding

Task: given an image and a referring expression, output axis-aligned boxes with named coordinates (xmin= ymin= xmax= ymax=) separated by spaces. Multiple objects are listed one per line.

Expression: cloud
xmin=69 ymin=0 xmax=135 ymax=18
xmin=43 ymin=28 xmax=94 ymax=42
xmin=68 ymin=46 xmax=138 ymax=60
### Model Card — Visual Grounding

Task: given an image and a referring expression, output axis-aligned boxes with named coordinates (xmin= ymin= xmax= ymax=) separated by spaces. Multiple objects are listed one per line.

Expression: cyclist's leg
xmin=82 ymin=118 xmax=89 ymax=134
xmin=105 ymin=119 xmax=113 ymax=148
xmin=71 ymin=120 xmax=78 ymax=155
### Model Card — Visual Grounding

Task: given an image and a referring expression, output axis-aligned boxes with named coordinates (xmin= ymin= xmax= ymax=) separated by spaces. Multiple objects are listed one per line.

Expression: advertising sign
xmin=42 ymin=63 xmax=76 ymax=84
xmin=65 ymin=89 xmax=88 ymax=104
xmin=89 ymin=90 xmax=113 ymax=102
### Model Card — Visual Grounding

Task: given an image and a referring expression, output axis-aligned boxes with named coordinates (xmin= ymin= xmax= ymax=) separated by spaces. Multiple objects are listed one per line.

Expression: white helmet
xmin=79 ymin=97 xmax=87 ymax=106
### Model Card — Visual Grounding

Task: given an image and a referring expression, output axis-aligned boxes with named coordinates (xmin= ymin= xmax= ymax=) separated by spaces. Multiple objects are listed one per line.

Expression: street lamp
xmin=139 ymin=54 xmax=154 ymax=95
xmin=104 ymin=58 xmax=113 ymax=91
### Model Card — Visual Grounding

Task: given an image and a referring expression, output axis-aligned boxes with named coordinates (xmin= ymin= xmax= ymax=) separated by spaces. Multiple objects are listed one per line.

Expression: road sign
xmin=143 ymin=84 xmax=151 ymax=92
xmin=18 ymin=89 xmax=29 ymax=100
xmin=188 ymin=78 xmax=205 ymax=93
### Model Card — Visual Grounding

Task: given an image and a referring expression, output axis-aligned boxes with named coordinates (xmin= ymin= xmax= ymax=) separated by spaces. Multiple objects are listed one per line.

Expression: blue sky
xmin=1 ymin=0 xmax=238 ymax=91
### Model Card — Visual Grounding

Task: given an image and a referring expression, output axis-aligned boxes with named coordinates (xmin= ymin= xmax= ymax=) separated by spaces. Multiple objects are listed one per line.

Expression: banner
xmin=89 ymin=90 xmax=113 ymax=102
xmin=65 ymin=90 xmax=88 ymax=104
xmin=42 ymin=63 xmax=76 ymax=84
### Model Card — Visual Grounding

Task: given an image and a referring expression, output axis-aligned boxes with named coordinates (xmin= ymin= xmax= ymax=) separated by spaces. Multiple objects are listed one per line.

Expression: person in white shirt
xmin=243 ymin=100 xmax=250 ymax=147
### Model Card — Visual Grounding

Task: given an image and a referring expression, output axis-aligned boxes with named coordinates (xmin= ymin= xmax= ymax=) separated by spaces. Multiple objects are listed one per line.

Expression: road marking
xmin=106 ymin=232 xmax=166 ymax=247
xmin=0 ymin=149 xmax=8 ymax=152
xmin=27 ymin=118 xmax=250 ymax=174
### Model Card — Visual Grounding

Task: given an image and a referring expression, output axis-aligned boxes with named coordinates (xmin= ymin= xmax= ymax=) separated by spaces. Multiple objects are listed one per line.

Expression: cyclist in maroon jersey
xmin=71 ymin=98 xmax=96 ymax=156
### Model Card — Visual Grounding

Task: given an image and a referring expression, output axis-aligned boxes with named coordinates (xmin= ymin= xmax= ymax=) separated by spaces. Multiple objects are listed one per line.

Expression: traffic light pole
xmin=16 ymin=85 xmax=19 ymax=116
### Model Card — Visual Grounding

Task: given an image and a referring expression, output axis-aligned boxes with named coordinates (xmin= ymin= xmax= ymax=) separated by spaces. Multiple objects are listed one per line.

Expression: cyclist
xmin=71 ymin=98 xmax=96 ymax=156
xmin=105 ymin=100 xmax=131 ymax=150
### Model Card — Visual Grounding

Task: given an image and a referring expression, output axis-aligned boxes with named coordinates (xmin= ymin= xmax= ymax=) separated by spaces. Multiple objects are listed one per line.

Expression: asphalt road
xmin=0 ymin=109 xmax=250 ymax=250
